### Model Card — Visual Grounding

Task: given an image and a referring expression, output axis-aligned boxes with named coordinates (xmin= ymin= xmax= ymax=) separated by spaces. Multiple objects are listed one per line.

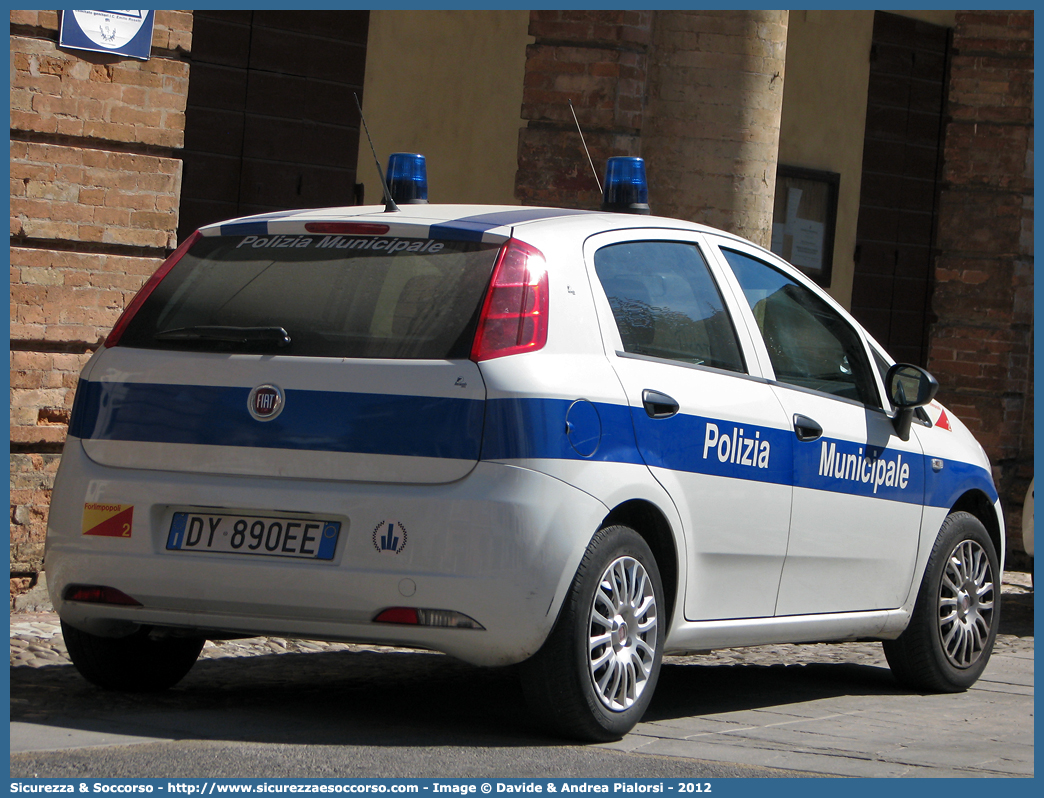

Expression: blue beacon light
xmin=386 ymin=153 xmax=428 ymax=205
xmin=602 ymin=156 xmax=650 ymax=215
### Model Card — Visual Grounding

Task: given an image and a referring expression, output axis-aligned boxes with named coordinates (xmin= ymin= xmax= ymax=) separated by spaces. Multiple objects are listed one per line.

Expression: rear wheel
xmin=884 ymin=511 xmax=999 ymax=692
xmin=521 ymin=525 xmax=664 ymax=741
xmin=62 ymin=621 xmax=204 ymax=692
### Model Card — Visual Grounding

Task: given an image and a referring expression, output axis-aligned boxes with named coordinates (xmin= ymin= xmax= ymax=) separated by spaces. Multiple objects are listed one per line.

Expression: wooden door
xmin=852 ymin=12 xmax=950 ymax=366
xmin=179 ymin=11 xmax=369 ymax=241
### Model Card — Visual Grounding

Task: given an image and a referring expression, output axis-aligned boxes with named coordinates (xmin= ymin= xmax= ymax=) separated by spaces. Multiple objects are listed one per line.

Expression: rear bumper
xmin=46 ymin=440 xmax=609 ymax=666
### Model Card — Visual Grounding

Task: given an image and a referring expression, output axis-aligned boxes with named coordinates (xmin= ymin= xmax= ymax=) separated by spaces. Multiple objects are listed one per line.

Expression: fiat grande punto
xmin=46 ymin=157 xmax=1004 ymax=741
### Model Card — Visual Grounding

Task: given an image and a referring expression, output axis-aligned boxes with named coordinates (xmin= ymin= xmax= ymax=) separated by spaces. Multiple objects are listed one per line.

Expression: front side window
xmin=594 ymin=241 xmax=745 ymax=373
xmin=722 ymin=248 xmax=880 ymax=407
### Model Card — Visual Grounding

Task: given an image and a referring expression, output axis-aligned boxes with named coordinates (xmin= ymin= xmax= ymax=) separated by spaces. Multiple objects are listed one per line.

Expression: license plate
xmin=166 ymin=512 xmax=340 ymax=560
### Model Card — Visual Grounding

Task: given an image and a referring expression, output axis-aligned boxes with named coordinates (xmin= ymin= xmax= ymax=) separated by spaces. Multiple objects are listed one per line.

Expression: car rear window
xmin=119 ymin=234 xmax=502 ymax=359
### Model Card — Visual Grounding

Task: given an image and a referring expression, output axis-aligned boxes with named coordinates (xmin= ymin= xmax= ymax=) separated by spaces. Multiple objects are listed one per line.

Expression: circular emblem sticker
xmin=248 ymin=384 xmax=285 ymax=421
xmin=372 ymin=521 xmax=408 ymax=555
xmin=72 ymin=11 xmax=149 ymax=50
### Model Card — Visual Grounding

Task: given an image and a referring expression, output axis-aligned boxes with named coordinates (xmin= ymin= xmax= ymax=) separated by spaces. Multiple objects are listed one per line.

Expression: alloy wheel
xmin=587 ymin=555 xmax=658 ymax=711
xmin=938 ymin=539 xmax=995 ymax=669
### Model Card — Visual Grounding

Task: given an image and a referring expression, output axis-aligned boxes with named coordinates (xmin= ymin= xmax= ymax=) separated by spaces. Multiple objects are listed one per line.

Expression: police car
xmin=46 ymin=154 xmax=1004 ymax=741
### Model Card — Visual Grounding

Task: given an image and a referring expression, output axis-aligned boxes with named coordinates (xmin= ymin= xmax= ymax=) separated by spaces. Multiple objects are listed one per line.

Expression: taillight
xmin=470 ymin=239 xmax=548 ymax=361
xmin=104 ymin=230 xmax=202 ymax=347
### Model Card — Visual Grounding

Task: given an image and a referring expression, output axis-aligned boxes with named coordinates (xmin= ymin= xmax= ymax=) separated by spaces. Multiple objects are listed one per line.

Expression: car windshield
xmin=119 ymin=234 xmax=501 ymax=359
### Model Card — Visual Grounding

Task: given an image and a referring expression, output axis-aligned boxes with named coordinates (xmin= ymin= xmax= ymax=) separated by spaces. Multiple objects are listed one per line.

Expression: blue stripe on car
xmin=923 ymin=457 xmax=1000 ymax=507
xmin=219 ymin=221 xmax=270 ymax=236
xmin=426 ymin=224 xmax=491 ymax=242
xmin=480 ymin=398 xmax=645 ymax=466
xmin=69 ymin=381 xmax=996 ymax=508
xmin=629 ymin=409 xmax=794 ymax=488
xmin=69 ymin=380 xmax=484 ymax=460
xmin=429 ymin=209 xmax=591 ymax=242
xmin=445 ymin=208 xmax=592 ymax=226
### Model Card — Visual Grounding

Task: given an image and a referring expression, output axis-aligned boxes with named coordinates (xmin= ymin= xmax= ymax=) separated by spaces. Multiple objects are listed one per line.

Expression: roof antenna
xmin=353 ymin=92 xmax=399 ymax=213
xmin=569 ymin=99 xmax=602 ymax=195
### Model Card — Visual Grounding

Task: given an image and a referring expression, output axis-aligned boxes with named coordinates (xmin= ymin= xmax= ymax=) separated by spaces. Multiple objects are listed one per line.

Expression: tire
xmin=883 ymin=511 xmax=1000 ymax=692
xmin=521 ymin=525 xmax=664 ymax=741
xmin=62 ymin=620 xmax=204 ymax=692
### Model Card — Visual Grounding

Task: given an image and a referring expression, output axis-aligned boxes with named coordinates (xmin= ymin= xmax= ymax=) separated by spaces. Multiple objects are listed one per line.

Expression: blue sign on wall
xmin=59 ymin=11 xmax=155 ymax=61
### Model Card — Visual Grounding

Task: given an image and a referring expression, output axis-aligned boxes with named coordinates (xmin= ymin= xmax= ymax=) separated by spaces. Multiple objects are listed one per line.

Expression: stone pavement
xmin=10 ymin=571 xmax=1034 ymax=777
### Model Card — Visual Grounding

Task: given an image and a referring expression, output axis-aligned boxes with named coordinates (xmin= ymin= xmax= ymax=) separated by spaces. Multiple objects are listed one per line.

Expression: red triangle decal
xmin=936 ymin=408 xmax=952 ymax=431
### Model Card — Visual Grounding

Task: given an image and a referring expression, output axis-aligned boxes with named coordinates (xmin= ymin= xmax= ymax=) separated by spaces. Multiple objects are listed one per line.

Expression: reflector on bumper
xmin=373 ymin=607 xmax=484 ymax=629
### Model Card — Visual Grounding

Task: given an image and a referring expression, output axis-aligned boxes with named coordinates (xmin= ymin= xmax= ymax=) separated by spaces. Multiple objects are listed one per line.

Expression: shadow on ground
xmin=999 ymin=589 xmax=1034 ymax=636
xmin=12 ymin=651 xmax=908 ymax=749
xmin=11 ymin=585 xmax=1031 ymax=749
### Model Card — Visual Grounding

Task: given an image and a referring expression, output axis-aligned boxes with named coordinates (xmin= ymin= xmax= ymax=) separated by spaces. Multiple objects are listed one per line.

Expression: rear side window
xmin=119 ymin=235 xmax=501 ymax=359
xmin=594 ymin=241 xmax=745 ymax=373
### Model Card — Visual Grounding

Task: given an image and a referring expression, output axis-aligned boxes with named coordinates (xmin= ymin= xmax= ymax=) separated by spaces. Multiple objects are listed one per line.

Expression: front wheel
xmin=62 ymin=620 xmax=205 ymax=692
xmin=521 ymin=525 xmax=664 ymax=741
xmin=883 ymin=511 xmax=999 ymax=692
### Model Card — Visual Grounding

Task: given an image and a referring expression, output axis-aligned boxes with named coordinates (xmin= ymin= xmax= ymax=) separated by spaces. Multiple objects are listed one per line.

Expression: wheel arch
xmin=950 ymin=489 xmax=1004 ymax=564
xmin=601 ymin=499 xmax=679 ymax=628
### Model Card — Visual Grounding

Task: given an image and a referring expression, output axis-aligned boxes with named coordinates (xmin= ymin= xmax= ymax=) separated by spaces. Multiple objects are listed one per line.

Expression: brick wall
xmin=515 ymin=10 xmax=788 ymax=246
xmin=928 ymin=10 xmax=1034 ymax=563
xmin=11 ymin=142 xmax=183 ymax=249
xmin=9 ymin=11 xmax=193 ymax=597
xmin=515 ymin=10 xmax=653 ymax=209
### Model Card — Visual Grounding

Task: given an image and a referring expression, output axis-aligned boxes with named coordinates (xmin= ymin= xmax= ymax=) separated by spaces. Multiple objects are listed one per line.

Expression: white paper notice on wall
xmin=59 ymin=11 xmax=155 ymax=60
xmin=784 ymin=187 xmax=803 ymax=228
xmin=790 ymin=218 xmax=825 ymax=271
xmin=770 ymin=223 xmax=786 ymax=256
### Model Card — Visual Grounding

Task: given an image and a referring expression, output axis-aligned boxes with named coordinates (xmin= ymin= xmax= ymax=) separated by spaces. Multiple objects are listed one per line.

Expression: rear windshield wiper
xmin=154 ymin=326 xmax=291 ymax=347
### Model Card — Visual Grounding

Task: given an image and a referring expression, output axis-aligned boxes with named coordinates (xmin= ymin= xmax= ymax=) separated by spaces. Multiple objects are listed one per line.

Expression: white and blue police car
xmin=46 ymin=154 xmax=1004 ymax=741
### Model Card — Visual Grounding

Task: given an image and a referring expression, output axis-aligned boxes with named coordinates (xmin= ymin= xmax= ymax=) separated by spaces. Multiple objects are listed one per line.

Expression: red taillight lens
xmin=104 ymin=230 xmax=202 ymax=348
xmin=374 ymin=607 xmax=420 ymax=625
xmin=470 ymin=239 xmax=548 ymax=362
xmin=63 ymin=585 xmax=142 ymax=606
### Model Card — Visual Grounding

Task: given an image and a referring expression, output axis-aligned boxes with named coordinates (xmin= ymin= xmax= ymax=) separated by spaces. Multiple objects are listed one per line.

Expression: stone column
xmin=642 ymin=10 xmax=789 ymax=246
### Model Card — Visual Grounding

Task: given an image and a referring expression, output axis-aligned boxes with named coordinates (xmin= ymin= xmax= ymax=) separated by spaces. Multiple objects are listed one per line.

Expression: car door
xmin=712 ymin=240 xmax=926 ymax=616
xmin=584 ymin=231 xmax=794 ymax=621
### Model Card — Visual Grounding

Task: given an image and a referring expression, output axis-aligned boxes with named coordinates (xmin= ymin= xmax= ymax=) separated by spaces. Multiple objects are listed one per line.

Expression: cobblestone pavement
xmin=9 ymin=571 xmax=1033 ymax=778
xmin=10 ymin=570 xmax=1034 ymax=670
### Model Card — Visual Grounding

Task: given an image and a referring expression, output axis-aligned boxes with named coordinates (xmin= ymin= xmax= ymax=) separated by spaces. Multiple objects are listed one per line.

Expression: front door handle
xmin=793 ymin=413 xmax=823 ymax=442
xmin=642 ymin=390 xmax=679 ymax=419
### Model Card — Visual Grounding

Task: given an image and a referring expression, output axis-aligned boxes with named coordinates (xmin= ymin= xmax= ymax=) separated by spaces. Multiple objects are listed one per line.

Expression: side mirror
xmin=886 ymin=363 xmax=939 ymax=441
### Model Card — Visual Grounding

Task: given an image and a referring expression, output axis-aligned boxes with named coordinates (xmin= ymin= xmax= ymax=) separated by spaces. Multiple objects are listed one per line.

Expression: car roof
xmin=197 ymin=203 xmax=759 ymax=250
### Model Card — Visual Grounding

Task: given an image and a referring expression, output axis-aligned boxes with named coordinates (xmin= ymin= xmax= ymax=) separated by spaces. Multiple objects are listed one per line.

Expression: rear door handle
xmin=642 ymin=390 xmax=679 ymax=419
xmin=793 ymin=413 xmax=823 ymax=442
